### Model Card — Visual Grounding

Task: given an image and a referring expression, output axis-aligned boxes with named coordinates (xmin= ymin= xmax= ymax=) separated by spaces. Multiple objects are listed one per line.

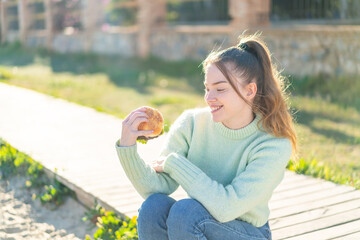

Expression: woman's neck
xmin=222 ymin=109 xmax=255 ymax=130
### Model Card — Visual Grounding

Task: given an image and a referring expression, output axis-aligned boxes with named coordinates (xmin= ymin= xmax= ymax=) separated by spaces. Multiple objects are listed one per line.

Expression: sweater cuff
xmin=164 ymin=153 xmax=203 ymax=190
xmin=115 ymin=141 xmax=147 ymax=180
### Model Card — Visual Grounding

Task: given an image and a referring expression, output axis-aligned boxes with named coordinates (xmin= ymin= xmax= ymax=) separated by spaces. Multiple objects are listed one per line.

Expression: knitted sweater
xmin=115 ymin=107 xmax=292 ymax=227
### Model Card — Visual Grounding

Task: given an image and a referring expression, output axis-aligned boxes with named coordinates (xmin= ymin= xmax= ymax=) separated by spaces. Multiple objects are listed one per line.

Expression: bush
xmin=287 ymin=159 xmax=360 ymax=189
xmin=84 ymin=202 xmax=138 ymax=240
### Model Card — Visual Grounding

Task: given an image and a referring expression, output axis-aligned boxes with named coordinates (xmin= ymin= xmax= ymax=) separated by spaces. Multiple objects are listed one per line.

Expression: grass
xmin=0 ymin=42 xmax=206 ymax=124
xmin=0 ymin=138 xmax=138 ymax=239
xmin=0 ymin=42 xmax=359 ymax=190
xmin=0 ymin=138 xmax=75 ymax=207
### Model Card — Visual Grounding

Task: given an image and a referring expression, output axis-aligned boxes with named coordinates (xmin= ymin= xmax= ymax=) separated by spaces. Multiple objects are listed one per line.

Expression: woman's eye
xmin=204 ymin=88 xmax=225 ymax=93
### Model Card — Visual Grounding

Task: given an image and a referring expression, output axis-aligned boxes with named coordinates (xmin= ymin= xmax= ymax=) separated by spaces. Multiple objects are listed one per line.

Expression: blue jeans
xmin=137 ymin=193 xmax=271 ymax=240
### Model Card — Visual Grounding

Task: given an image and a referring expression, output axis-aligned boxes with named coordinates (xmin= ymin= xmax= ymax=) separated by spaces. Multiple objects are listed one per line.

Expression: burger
xmin=137 ymin=106 xmax=164 ymax=144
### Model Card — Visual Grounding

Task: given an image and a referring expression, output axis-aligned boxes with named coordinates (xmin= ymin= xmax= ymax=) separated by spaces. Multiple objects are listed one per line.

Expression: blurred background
xmin=0 ymin=0 xmax=359 ymax=187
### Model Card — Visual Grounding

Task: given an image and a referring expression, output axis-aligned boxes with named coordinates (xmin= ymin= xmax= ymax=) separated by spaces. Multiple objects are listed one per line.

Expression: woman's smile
xmin=210 ymin=105 xmax=223 ymax=113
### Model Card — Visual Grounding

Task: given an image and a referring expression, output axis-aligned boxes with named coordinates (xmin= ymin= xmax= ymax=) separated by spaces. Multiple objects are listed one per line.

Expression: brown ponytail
xmin=203 ymin=33 xmax=297 ymax=159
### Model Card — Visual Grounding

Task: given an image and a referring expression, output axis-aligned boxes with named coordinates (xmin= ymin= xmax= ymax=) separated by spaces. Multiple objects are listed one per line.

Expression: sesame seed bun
xmin=137 ymin=106 xmax=164 ymax=140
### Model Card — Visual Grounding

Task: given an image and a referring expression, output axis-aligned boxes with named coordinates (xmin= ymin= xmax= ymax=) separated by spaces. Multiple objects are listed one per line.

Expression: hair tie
xmin=238 ymin=42 xmax=249 ymax=51
xmin=238 ymin=42 xmax=258 ymax=59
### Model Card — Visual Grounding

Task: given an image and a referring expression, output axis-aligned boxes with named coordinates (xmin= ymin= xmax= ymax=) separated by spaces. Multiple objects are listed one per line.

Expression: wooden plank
xmin=81 ymin=181 xmax=131 ymax=192
xmin=270 ymin=184 xmax=355 ymax=210
xmin=107 ymin=194 xmax=143 ymax=208
xmin=66 ymin=170 xmax=123 ymax=179
xmin=86 ymin=189 xmax=138 ymax=203
xmin=100 ymin=190 xmax=140 ymax=202
xmin=115 ymin=204 xmax=142 ymax=216
xmin=94 ymin=185 xmax=135 ymax=195
xmin=273 ymin=209 xmax=360 ymax=239
xmin=170 ymin=187 xmax=188 ymax=200
xmin=75 ymin=175 xmax=126 ymax=186
xmin=126 ymin=210 xmax=139 ymax=218
xmin=270 ymin=190 xmax=360 ymax=219
xmin=334 ymin=231 xmax=360 ymax=240
xmin=274 ymin=177 xmax=322 ymax=193
xmin=270 ymin=198 xmax=360 ymax=230
xmin=277 ymin=172 xmax=313 ymax=185
xmin=284 ymin=219 xmax=360 ymax=240
xmin=271 ymin=180 xmax=338 ymax=202
xmin=122 ymin=208 xmax=141 ymax=218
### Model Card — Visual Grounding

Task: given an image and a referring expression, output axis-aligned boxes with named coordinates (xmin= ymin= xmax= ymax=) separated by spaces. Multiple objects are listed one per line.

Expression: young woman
xmin=116 ymin=34 xmax=297 ymax=240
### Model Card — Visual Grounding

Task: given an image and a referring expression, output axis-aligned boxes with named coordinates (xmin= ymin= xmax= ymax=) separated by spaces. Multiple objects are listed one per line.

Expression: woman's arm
xmin=115 ymin=109 xmax=194 ymax=199
xmin=163 ymin=137 xmax=292 ymax=223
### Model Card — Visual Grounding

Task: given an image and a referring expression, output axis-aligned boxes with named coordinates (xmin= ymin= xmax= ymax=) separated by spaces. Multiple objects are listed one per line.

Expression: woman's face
xmin=204 ymin=63 xmax=255 ymax=129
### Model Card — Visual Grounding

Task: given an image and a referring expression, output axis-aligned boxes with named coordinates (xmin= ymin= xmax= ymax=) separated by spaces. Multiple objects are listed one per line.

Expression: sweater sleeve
xmin=163 ymin=137 xmax=292 ymax=223
xmin=115 ymin=110 xmax=194 ymax=199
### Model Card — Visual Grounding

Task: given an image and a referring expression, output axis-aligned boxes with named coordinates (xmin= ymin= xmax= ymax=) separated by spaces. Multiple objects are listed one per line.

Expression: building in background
xmin=0 ymin=0 xmax=359 ymax=77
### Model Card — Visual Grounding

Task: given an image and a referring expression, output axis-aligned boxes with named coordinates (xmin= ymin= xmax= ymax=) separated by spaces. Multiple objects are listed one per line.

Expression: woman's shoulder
xmin=250 ymin=130 xmax=292 ymax=158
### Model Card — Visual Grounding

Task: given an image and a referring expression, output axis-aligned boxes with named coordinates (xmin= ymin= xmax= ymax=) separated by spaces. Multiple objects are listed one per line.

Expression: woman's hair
xmin=202 ymin=33 xmax=297 ymax=159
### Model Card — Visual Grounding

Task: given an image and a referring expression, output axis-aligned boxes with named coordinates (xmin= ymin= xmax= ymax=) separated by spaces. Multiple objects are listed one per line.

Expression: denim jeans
xmin=137 ymin=193 xmax=271 ymax=240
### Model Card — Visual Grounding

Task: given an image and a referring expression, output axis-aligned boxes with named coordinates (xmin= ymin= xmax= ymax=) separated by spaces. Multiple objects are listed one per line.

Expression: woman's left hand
xmin=152 ymin=157 xmax=166 ymax=173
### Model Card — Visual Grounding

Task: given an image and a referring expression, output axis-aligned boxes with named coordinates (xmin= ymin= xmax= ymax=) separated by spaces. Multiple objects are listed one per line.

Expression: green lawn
xmin=1 ymin=42 xmax=359 ymax=189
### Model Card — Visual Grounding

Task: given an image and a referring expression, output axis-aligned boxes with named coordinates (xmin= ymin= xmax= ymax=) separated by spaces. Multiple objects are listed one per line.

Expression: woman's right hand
xmin=119 ymin=107 xmax=154 ymax=147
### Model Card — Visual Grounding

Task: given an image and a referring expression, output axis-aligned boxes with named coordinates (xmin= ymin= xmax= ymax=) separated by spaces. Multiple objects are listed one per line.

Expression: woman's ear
xmin=246 ymin=83 xmax=257 ymax=99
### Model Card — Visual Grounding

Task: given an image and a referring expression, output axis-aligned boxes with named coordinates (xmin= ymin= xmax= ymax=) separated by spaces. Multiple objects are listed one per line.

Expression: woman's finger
xmin=123 ymin=107 xmax=148 ymax=123
xmin=138 ymin=130 xmax=154 ymax=136
xmin=128 ymin=112 xmax=149 ymax=126
xmin=131 ymin=117 xmax=149 ymax=130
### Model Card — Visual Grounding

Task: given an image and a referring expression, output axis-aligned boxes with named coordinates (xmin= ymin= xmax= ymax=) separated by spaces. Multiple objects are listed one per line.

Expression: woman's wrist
xmin=119 ymin=138 xmax=136 ymax=147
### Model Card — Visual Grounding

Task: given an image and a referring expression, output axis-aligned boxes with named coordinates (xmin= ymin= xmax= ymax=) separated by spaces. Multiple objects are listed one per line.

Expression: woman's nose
xmin=205 ymin=91 xmax=216 ymax=102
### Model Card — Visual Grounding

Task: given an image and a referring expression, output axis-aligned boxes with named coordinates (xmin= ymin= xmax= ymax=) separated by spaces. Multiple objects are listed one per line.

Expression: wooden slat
xmin=108 ymin=194 xmax=143 ymax=208
xmin=100 ymin=190 xmax=140 ymax=202
xmin=270 ymin=184 xmax=354 ymax=210
xmin=284 ymin=171 xmax=296 ymax=177
xmin=115 ymin=201 xmax=143 ymax=215
xmin=274 ymin=177 xmax=321 ymax=193
xmin=94 ymin=185 xmax=135 ymax=195
xmin=280 ymin=171 xmax=311 ymax=183
xmin=75 ymin=175 xmax=126 ymax=186
xmin=333 ymin=231 xmax=360 ymax=240
xmin=273 ymin=208 xmax=360 ymax=239
xmin=270 ymin=198 xmax=360 ymax=230
xmin=284 ymin=219 xmax=360 ymax=240
xmin=82 ymin=181 xmax=131 ymax=192
xmin=271 ymin=180 xmax=338 ymax=202
xmin=66 ymin=169 xmax=123 ymax=179
xmin=270 ymin=190 xmax=360 ymax=219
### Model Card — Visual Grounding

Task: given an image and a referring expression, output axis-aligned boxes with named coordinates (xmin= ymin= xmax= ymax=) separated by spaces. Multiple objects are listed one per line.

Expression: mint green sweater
xmin=115 ymin=108 xmax=291 ymax=227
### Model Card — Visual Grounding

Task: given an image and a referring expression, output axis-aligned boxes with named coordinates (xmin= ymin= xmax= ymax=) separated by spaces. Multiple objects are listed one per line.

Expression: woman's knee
xmin=166 ymin=199 xmax=211 ymax=239
xmin=137 ymin=194 xmax=176 ymax=239
xmin=167 ymin=198 xmax=210 ymax=229
xmin=138 ymin=193 xmax=176 ymax=223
